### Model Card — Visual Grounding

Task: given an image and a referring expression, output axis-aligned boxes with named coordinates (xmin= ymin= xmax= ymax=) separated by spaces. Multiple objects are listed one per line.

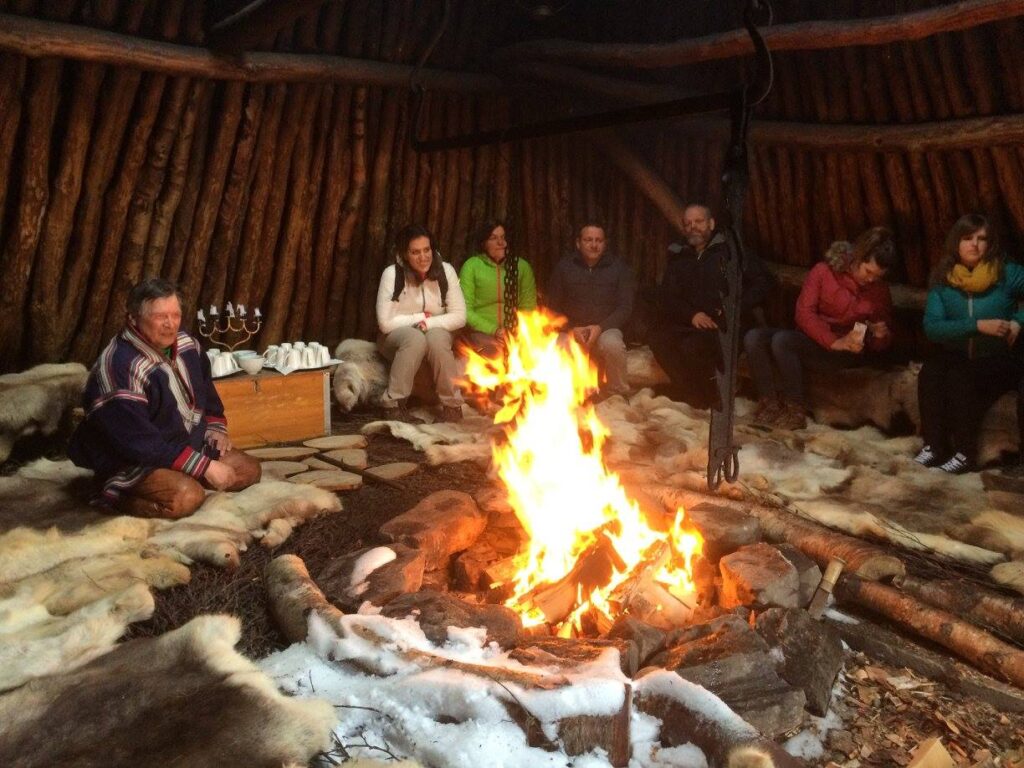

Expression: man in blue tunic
xmin=69 ymin=278 xmax=260 ymax=518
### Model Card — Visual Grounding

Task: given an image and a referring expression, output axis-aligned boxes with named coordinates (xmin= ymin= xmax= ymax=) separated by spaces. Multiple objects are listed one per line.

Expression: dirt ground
xmin=9 ymin=410 xmax=1024 ymax=766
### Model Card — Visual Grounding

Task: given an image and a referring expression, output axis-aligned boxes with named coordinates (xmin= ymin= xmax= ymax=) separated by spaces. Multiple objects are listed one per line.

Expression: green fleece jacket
xmin=924 ymin=261 xmax=1024 ymax=358
xmin=458 ymin=253 xmax=538 ymax=335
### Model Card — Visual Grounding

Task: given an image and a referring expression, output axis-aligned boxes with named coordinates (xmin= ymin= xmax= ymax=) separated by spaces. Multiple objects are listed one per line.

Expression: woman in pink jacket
xmin=743 ymin=227 xmax=898 ymax=430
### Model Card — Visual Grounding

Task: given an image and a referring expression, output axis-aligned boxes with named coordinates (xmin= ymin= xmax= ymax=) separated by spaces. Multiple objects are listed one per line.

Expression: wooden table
xmin=213 ymin=368 xmax=331 ymax=449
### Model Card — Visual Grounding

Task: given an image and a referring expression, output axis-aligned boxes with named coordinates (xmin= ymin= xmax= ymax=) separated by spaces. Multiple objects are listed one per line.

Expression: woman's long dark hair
xmin=473 ymin=219 xmax=519 ymax=332
xmin=929 ymin=213 xmax=1003 ymax=287
xmin=391 ymin=223 xmax=448 ymax=305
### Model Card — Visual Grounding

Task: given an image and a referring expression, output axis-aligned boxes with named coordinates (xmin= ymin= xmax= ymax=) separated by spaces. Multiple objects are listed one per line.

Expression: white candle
xmin=254 ymin=307 xmax=262 ymax=319
xmin=210 ymin=305 xmax=218 ymax=316
xmin=226 ymin=301 xmax=235 ymax=317
xmin=197 ymin=309 xmax=205 ymax=323
xmin=238 ymin=304 xmax=246 ymax=317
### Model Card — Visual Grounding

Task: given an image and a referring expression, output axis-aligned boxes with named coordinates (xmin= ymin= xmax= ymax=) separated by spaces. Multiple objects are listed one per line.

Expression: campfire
xmin=463 ymin=310 xmax=702 ymax=636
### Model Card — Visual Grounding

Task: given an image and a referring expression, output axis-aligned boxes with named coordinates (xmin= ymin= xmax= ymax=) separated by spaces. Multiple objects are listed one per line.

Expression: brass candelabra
xmin=195 ymin=302 xmax=262 ymax=352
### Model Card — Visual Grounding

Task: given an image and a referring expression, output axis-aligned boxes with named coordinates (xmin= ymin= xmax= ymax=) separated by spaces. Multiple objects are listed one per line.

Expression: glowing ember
xmin=463 ymin=310 xmax=702 ymax=633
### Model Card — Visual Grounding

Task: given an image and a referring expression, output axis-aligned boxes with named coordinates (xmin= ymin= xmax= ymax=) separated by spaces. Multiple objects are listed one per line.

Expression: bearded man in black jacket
xmin=650 ymin=204 xmax=773 ymax=408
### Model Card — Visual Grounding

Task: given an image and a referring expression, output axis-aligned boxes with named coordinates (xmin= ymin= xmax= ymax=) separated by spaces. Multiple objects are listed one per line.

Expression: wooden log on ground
xmin=265 ymin=553 xmax=345 ymax=643
xmin=0 ymin=12 xmax=500 ymax=92
xmin=495 ymin=0 xmax=1024 ymax=69
xmin=892 ymin=574 xmax=1024 ymax=646
xmin=835 ymin=573 xmax=1024 ymax=689
xmin=673 ymin=491 xmax=906 ymax=580
xmin=634 ymin=673 xmax=802 ymax=768
xmin=826 ymin=612 xmax=1024 ymax=712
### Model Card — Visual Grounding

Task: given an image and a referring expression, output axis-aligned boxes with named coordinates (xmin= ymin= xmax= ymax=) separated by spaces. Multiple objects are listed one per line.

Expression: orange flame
xmin=463 ymin=310 xmax=702 ymax=633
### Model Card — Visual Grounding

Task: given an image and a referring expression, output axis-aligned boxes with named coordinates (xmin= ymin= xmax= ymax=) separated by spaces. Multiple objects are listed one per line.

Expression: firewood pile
xmin=257 ymin=479 xmax=1023 ymax=767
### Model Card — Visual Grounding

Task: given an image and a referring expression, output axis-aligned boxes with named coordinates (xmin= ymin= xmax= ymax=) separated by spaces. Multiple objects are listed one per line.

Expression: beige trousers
xmin=379 ymin=326 xmax=463 ymax=407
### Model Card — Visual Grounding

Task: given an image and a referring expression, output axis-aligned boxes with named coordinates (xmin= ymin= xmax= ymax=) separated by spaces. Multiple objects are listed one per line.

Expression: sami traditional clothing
xmin=68 ymin=326 xmax=227 ymax=502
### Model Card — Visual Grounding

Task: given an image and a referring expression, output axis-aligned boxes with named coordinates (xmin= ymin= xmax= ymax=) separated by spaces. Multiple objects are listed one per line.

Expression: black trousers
xmin=649 ymin=326 xmax=720 ymax=408
xmin=918 ymin=343 xmax=1024 ymax=463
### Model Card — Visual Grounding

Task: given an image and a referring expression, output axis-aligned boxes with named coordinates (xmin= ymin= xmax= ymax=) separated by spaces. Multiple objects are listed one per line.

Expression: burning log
xmin=520 ymin=532 xmax=626 ymax=626
xmin=615 ymin=542 xmax=696 ymax=630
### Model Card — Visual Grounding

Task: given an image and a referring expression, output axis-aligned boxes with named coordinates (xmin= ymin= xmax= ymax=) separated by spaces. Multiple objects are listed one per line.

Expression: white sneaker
xmin=913 ymin=445 xmax=940 ymax=467
xmin=938 ymin=452 xmax=971 ymax=474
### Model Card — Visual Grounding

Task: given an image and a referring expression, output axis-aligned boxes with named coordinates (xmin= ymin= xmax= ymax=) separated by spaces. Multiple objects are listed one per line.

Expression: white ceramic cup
xmin=302 ymin=348 xmax=317 ymax=368
xmin=293 ymin=341 xmax=306 ymax=351
xmin=286 ymin=349 xmax=302 ymax=369
xmin=317 ymin=346 xmax=331 ymax=366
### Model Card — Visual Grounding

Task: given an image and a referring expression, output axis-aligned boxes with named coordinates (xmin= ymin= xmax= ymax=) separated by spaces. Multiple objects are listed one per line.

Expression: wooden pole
xmin=495 ymin=0 xmax=1024 ymax=69
xmin=0 ymin=12 xmax=500 ymax=92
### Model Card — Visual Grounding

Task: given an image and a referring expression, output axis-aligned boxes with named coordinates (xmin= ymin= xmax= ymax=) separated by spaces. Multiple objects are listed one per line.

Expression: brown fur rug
xmin=0 ymin=614 xmax=336 ymax=767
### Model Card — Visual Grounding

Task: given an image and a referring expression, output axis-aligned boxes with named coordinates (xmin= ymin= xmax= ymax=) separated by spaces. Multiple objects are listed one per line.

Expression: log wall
xmin=0 ymin=0 xmax=1021 ymax=370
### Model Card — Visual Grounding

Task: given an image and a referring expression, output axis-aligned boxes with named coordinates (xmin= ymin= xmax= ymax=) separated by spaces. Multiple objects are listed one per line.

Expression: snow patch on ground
xmin=260 ymin=610 xmax=714 ymax=767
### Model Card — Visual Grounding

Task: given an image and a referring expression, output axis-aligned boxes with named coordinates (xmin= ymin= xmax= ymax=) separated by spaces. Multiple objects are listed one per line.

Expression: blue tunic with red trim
xmin=68 ymin=326 xmax=228 ymax=502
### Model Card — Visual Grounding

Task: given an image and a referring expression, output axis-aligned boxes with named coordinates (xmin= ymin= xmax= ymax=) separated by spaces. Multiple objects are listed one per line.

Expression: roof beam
xmin=0 ymin=11 xmax=500 ymax=92
xmin=495 ymin=0 xmax=1024 ymax=69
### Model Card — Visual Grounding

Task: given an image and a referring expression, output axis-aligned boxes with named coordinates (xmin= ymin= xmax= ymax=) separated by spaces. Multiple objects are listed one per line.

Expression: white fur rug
xmin=0 ymin=363 xmax=89 ymax=463
xmin=0 ymin=459 xmax=344 ymax=689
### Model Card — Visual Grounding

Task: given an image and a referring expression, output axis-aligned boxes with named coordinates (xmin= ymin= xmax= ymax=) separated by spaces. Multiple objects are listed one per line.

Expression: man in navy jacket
xmin=69 ymin=278 xmax=260 ymax=518
xmin=547 ymin=222 xmax=635 ymax=398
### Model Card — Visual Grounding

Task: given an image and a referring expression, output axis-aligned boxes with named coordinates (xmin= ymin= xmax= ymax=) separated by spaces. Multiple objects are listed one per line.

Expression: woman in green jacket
xmin=458 ymin=220 xmax=538 ymax=357
xmin=915 ymin=213 xmax=1024 ymax=473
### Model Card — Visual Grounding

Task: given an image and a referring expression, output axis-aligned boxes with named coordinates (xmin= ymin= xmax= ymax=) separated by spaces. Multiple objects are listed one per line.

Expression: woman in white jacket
xmin=376 ymin=224 xmax=467 ymax=421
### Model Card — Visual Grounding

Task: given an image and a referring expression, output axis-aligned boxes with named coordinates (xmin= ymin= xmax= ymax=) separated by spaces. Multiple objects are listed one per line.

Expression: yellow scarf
xmin=947 ymin=260 xmax=999 ymax=293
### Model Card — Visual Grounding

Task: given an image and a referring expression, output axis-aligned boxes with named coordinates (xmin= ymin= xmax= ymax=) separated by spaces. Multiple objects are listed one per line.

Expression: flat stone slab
xmin=303 ymin=457 xmax=335 ymax=471
xmin=323 ymin=448 xmax=368 ymax=469
xmin=365 ymin=462 xmax=418 ymax=480
xmin=719 ymin=542 xmax=800 ymax=609
xmin=380 ymin=490 xmax=486 ymax=570
xmin=259 ymin=460 xmax=310 ymax=479
xmin=247 ymin=446 xmax=319 ymax=460
xmin=303 ymin=434 xmax=367 ymax=450
xmin=290 ymin=469 xmax=363 ymax=491
xmin=381 ymin=590 xmax=520 ymax=648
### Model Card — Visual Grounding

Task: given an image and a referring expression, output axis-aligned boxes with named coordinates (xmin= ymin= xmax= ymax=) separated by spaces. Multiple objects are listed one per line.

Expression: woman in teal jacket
xmin=458 ymin=220 xmax=537 ymax=356
xmin=915 ymin=214 xmax=1024 ymax=473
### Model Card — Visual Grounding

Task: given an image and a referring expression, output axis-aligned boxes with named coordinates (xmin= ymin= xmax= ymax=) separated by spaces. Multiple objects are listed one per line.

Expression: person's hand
xmin=831 ymin=332 xmax=864 ymax=353
xmin=572 ymin=325 xmax=601 ymax=348
xmin=206 ymin=430 xmax=232 ymax=454
xmin=204 ymin=459 xmax=237 ymax=490
xmin=869 ymin=321 xmax=890 ymax=340
xmin=977 ymin=318 xmax=1011 ymax=338
xmin=1008 ymin=320 xmax=1021 ymax=347
xmin=415 ymin=319 xmax=428 ymax=332
xmin=691 ymin=312 xmax=718 ymax=330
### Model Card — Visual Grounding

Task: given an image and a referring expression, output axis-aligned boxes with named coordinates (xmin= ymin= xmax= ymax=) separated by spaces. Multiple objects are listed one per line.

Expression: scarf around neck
xmin=947 ymin=260 xmax=999 ymax=294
